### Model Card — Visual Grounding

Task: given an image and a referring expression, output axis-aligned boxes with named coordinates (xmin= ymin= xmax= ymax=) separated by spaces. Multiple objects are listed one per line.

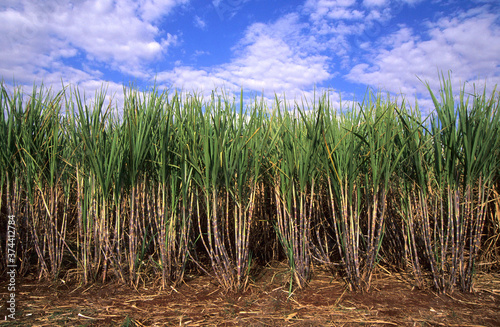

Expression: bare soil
xmin=1 ymin=262 xmax=499 ymax=326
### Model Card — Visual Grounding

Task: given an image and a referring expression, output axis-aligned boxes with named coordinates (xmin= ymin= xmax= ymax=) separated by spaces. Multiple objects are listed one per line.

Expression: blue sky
xmin=1 ymin=0 xmax=499 ymax=114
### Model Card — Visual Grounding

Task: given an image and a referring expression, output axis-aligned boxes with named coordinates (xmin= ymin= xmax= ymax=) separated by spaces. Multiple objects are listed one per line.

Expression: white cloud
xmin=139 ymin=0 xmax=189 ymax=22
xmin=346 ymin=7 xmax=500 ymax=109
xmin=363 ymin=0 xmax=388 ymax=7
xmin=0 ymin=0 xmax=185 ymax=86
xmin=222 ymin=35 xmax=330 ymax=96
xmin=157 ymin=13 xmax=331 ymax=100
xmin=194 ymin=15 xmax=207 ymax=29
xmin=50 ymin=0 xmax=178 ymax=77
xmin=304 ymin=0 xmax=364 ymax=22
xmin=301 ymin=0 xmax=394 ymax=68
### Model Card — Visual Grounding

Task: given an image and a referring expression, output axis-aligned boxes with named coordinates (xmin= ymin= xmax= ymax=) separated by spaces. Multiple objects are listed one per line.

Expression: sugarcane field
xmin=1 ymin=75 xmax=500 ymax=326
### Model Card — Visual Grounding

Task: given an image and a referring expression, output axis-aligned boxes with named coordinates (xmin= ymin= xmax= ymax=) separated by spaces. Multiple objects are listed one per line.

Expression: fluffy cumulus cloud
xmin=300 ymin=0 xmax=393 ymax=67
xmin=303 ymin=0 xmax=393 ymax=25
xmin=156 ymin=0 xmax=437 ymax=102
xmin=0 ymin=0 xmax=184 ymax=86
xmin=223 ymin=34 xmax=330 ymax=95
xmin=346 ymin=7 xmax=500 ymax=100
xmin=304 ymin=0 xmax=363 ymax=22
xmin=158 ymin=13 xmax=331 ymax=100
xmin=52 ymin=1 xmax=178 ymax=77
xmin=139 ymin=0 xmax=189 ymax=22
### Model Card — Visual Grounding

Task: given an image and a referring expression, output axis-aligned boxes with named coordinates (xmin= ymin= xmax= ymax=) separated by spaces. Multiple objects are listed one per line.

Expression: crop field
xmin=1 ymin=74 xmax=500 ymax=326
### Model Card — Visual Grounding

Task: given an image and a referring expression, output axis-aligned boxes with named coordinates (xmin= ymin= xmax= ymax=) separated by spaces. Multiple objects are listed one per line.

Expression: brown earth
xmin=1 ymin=262 xmax=499 ymax=326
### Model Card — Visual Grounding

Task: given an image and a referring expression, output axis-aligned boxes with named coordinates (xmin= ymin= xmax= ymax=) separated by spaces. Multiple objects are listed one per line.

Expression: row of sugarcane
xmin=1 ymin=74 xmax=499 ymax=294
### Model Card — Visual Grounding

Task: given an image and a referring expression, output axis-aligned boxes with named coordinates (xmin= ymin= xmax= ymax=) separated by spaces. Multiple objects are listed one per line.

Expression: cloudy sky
xmin=1 ymin=0 xmax=499 ymax=113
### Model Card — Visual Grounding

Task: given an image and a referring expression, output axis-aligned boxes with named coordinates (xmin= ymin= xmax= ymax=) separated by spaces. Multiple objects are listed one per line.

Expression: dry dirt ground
xmin=1 ymin=262 xmax=499 ymax=326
